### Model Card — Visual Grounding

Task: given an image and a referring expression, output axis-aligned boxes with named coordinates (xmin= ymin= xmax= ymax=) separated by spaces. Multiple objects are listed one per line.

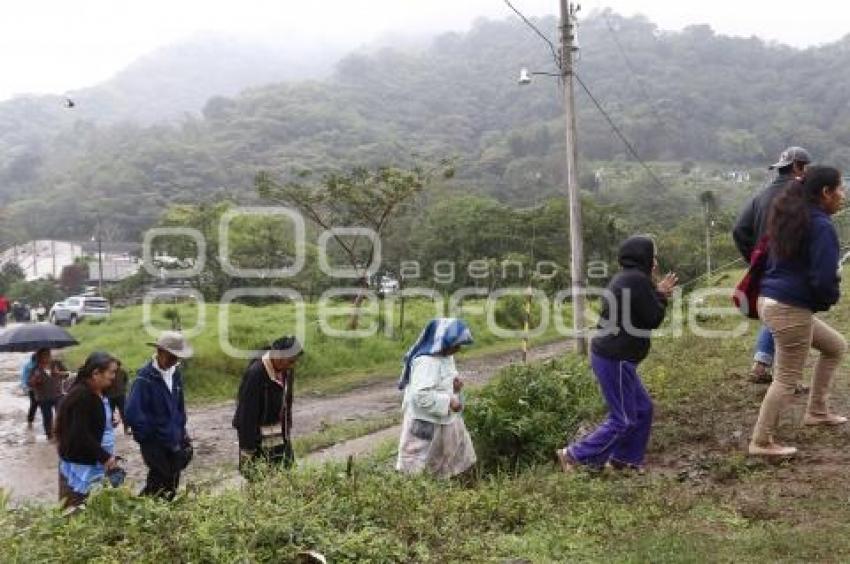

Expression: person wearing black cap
xmin=732 ymin=146 xmax=811 ymax=384
xmin=233 ymin=336 xmax=303 ymax=476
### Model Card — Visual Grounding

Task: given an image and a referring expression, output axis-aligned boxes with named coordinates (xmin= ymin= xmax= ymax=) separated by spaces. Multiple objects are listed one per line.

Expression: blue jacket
xmin=760 ymin=206 xmax=841 ymax=312
xmin=125 ymin=360 xmax=188 ymax=450
xmin=19 ymin=356 xmax=35 ymax=392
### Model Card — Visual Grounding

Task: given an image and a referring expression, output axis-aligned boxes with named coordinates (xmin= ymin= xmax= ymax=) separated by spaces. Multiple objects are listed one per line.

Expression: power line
xmin=601 ymin=13 xmax=653 ymax=104
xmin=503 ymin=1 xmax=667 ymax=193
xmin=503 ymin=0 xmax=560 ymax=66
xmin=679 ymin=206 xmax=850 ymax=289
xmin=601 ymin=12 xmax=673 ymax=138
xmin=574 ymin=73 xmax=667 ymax=190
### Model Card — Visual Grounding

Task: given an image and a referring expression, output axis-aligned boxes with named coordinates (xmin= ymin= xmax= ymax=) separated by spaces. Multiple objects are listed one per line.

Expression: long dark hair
xmin=55 ymin=352 xmax=116 ymax=443
xmin=767 ymin=165 xmax=842 ymax=259
xmin=73 ymin=351 xmax=117 ymax=388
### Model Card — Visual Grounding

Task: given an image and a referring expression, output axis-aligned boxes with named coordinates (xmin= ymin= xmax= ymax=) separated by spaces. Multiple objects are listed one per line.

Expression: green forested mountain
xmin=2 ymin=11 xmax=850 ymax=241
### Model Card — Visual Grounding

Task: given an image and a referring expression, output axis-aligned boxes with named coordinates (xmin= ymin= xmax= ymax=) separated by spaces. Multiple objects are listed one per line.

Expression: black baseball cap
xmin=768 ymin=146 xmax=811 ymax=170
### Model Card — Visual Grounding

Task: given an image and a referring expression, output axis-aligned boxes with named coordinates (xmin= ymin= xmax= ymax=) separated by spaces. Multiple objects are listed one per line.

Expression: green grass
xmin=64 ymin=298 xmax=575 ymax=402
xmin=6 ymin=460 xmax=850 ymax=563
xmin=9 ymin=276 xmax=850 ymax=561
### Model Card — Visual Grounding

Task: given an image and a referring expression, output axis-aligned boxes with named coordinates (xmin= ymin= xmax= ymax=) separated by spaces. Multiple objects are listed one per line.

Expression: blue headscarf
xmin=397 ymin=318 xmax=473 ymax=390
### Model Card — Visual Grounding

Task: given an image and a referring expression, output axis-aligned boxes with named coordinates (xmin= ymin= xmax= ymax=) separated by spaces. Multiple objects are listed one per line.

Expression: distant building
xmin=0 ymin=240 xmax=85 ymax=281
xmin=0 ymin=240 xmax=141 ymax=282
xmin=87 ymin=255 xmax=141 ymax=282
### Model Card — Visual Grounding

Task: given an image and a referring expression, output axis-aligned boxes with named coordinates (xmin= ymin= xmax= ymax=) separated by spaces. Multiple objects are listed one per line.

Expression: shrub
xmin=464 ymin=355 xmax=602 ymax=473
xmin=493 ymin=294 xmax=542 ymax=331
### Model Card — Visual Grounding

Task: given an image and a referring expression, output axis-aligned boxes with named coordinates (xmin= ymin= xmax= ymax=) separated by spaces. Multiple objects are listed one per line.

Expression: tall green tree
xmin=256 ymin=163 xmax=454 ymax=327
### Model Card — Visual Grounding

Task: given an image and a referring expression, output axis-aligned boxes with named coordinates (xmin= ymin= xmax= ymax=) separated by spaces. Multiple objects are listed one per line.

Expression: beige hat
xmin=148 ymin=331 xmax=194 ymax=359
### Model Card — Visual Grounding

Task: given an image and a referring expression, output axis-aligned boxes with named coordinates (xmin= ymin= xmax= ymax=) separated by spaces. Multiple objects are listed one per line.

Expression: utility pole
xmin=98 ymin=236 xmax=103 ymax=295
xmin=560 ymin=0 xmax=587 ymax=355
xmin=700 ymin=190 xmax=716 ymax=279
xmin=93 ymin=219 xmax=104 ymax=295
xmin=705 ymin=205 xmax=712 ymax=278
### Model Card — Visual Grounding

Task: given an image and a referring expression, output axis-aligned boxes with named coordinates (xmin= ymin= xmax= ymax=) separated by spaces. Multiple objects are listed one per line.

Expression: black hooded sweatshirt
xmin=591 ymin=236 xmax=668 ymax=363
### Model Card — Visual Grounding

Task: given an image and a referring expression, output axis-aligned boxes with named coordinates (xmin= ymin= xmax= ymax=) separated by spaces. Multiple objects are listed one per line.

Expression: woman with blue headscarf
xmin=396 ymin=318 xmax=476 ymax=477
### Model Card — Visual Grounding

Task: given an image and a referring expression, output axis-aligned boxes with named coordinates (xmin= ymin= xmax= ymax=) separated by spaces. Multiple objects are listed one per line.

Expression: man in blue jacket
xmin=125 ymin=331 xmax=194 ymax=499
xmin=732 ymin=146 xmax=811 ymax=383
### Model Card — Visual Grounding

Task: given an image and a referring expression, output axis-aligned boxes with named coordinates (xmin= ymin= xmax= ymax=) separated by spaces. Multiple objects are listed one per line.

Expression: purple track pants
xmin=567 ymin=353 xmax=654 ymax=468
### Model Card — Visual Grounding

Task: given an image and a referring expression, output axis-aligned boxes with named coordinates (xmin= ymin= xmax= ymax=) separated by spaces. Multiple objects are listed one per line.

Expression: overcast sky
xmin=1 ymin=0 xmax=845 ymax=101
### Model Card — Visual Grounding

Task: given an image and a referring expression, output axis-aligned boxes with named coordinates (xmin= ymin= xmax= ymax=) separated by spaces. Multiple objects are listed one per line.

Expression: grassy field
xmin=63 ymin=298 xmax=575 ymax=402
xmin=8 ymin=277 xmax=850 ymax=561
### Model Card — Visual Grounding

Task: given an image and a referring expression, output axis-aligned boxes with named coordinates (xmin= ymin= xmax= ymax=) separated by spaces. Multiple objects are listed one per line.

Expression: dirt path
xmin=0 ymin=340 xmax=571 ymax=504
xmin=644 ymin=355 xmax=850 ymax=527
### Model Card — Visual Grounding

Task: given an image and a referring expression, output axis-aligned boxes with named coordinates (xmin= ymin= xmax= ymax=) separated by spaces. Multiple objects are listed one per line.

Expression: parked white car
xmin=49 ymin=296 xmax=111 ymax=325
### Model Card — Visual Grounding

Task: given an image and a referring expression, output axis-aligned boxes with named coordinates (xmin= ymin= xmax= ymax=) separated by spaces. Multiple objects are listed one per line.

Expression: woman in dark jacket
xmin=750 ymin=166 xmax=847 ymax=457
xmin=55 ymin=352 xmax=119 ymax=508
xmin=30 ymin=348 xmax=63 ymax=440
xmin=233 ymin=336 xmax=303 ymax=476
xmin=557 ymin=236 xmax=678 ymax=472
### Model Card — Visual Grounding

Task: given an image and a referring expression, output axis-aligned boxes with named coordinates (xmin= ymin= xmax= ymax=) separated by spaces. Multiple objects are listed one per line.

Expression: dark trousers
xmin=27 ymin=390 xmax=38 ymax=423
xmin=139 ymin=442 xmax=182 ymax=500
xmin=0 ymin=311 xmax=6 ymax=327
xmin=567 ymin=353 xmax=654 ymax=468
xmin=38 ymin=399 xmax=57 ymax=438
xmin=239 ymin=439 xmax=294 ymax=479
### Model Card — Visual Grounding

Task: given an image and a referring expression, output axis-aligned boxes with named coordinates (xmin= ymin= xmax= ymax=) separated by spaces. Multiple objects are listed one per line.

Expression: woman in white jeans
xmin=750 ymin=166 xmax=847 ymax=457
xmin=396 ymin=318 xmax=476 ymax=478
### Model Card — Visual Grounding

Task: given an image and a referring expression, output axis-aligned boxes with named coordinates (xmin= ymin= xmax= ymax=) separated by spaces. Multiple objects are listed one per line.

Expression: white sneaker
xmin=803 ymin=413 xmax=848 ymax=426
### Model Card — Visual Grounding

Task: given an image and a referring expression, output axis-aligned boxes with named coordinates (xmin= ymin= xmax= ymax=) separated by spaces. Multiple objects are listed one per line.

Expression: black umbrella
xmin=0 ymin=323 xmax=79 ymax=352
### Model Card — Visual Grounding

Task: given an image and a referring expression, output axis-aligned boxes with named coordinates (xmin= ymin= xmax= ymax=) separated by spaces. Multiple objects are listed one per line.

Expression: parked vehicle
xmin=49 ymin=296 xmax=111 ymax=325
xmin=11 ymin=302 xmax=31 ymax=323
xmin=377 ymin=275 xmax=400 ymax=296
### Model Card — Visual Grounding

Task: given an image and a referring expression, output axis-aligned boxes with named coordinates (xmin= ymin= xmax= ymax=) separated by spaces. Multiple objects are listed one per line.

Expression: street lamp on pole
xmin=91 ymin=223 xmax=103 ymax=295
xmin=518 ymin=1 xmax=587 ymax=355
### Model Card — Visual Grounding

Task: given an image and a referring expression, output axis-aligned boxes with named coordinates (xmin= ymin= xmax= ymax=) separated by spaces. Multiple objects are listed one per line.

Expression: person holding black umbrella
xmin=30 ymin=348 xmax=64 ymax=440
xmin=0 ymin=323 xmax=78 ymax=434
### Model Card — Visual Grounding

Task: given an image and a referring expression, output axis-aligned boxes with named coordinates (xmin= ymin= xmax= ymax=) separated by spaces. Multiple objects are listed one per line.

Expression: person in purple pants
xmin=557 ymin=236 xmax=678 ymax=472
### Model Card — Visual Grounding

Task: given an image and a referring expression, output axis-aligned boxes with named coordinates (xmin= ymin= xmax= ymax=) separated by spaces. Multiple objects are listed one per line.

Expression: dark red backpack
xmin=732 ymin=237 xmax=770 ymax=319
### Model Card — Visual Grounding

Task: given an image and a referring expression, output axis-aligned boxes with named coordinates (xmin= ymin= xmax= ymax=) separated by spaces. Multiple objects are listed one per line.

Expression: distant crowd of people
xmin=0 ymin=297 xmax=48 ymax=326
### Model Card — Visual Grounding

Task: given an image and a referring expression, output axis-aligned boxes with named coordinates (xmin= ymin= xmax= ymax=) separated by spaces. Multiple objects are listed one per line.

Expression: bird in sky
xmin=64 ymin=97 xmax=75 ymax=108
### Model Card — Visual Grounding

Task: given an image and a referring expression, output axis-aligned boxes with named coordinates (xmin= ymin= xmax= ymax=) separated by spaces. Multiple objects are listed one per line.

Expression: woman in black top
xmin=54 ymin=352 xmax=119 ymax=508
xmin=30 ymin=348 xmax=63 ymax=440
xmin=233 ymin=336 xmax=303 ymax=476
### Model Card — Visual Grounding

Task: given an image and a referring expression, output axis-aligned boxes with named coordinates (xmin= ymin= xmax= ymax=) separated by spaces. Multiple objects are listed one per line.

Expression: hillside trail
xmin=4 ymin=335 xmax=850 ymax=530
xmin=0 ymin=340 xmax=570 ymax=504
xmin=644 ymin=356 xmax=850 ymax=527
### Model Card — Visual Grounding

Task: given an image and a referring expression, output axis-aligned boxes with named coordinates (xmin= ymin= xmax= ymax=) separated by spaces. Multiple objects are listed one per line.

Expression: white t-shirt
xmin=152 ymin=355 xmax=178 ymax=393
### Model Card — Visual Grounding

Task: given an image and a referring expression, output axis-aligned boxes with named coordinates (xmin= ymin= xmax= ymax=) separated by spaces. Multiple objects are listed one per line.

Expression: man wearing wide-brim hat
xmin=125 ymin=331 xmax=194 ymax=500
